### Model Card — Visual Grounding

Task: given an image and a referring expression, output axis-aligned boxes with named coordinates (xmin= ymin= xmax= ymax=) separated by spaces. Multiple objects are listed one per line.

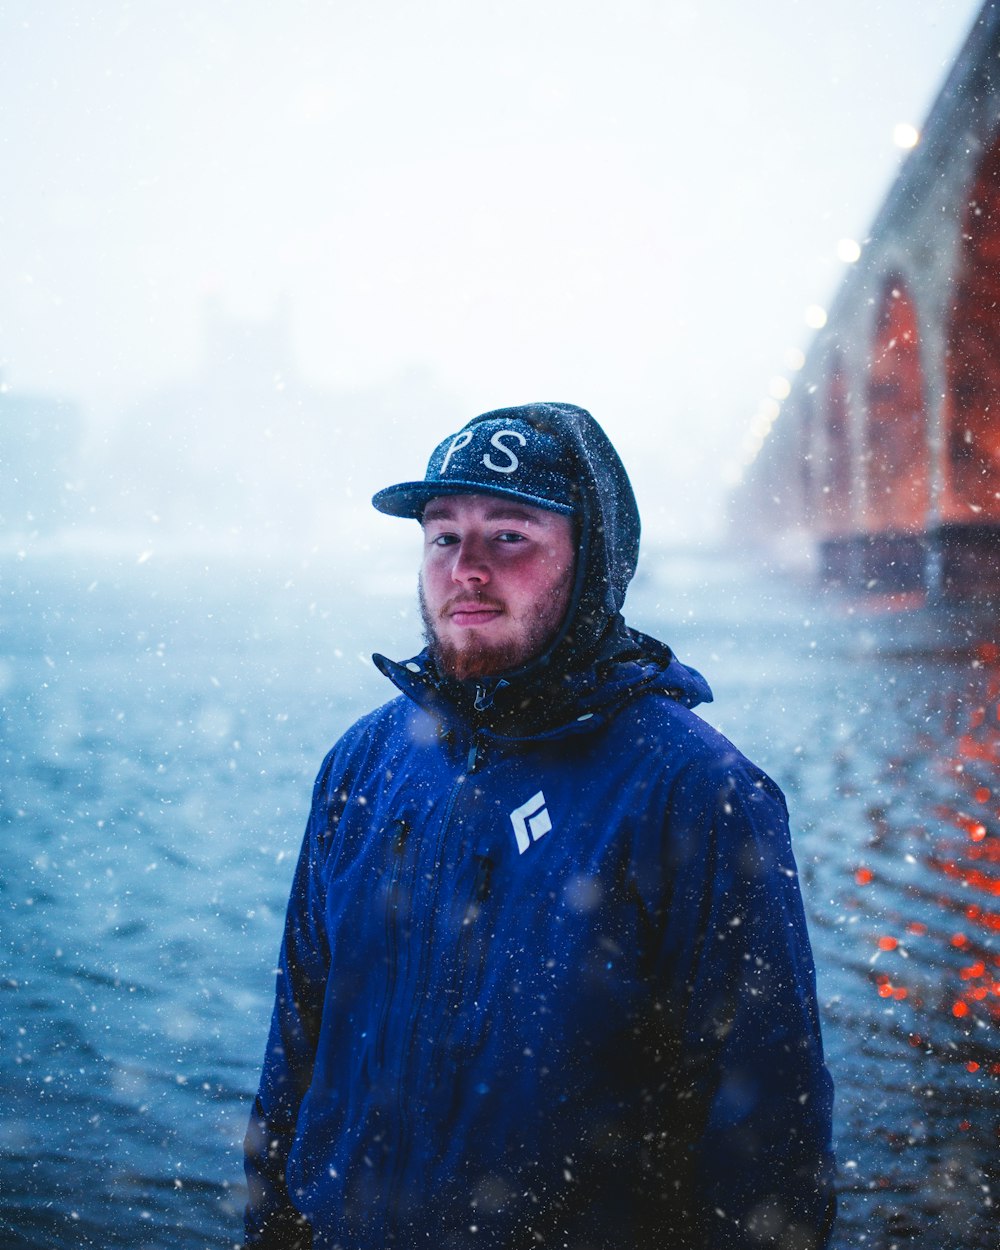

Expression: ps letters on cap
xmin=438 ymin=425 xmax=527 ymax=476
xmin=372 ymin=415 xmax=580 ymax=519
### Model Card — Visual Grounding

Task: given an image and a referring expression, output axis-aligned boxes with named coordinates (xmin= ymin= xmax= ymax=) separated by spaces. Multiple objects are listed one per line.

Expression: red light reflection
xmin=856 ymin=648 xmax=1000 ymax=1082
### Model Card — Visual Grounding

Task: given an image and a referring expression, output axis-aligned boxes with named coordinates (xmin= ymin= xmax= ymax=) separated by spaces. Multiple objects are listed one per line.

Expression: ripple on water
xmin=3 ymin=559 xmax=999 ymax=1248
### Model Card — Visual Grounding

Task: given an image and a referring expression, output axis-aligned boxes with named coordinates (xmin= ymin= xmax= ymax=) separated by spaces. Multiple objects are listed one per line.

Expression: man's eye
xmin=496 ymin=532 xmax=526 ymax=543
xmin=430 ymin=533 xmax=458 ymax=546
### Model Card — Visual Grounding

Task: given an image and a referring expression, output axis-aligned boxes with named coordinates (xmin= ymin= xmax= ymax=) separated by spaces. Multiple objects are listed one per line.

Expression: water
xmin=1 ymin=550 xmax=996 ymax=1248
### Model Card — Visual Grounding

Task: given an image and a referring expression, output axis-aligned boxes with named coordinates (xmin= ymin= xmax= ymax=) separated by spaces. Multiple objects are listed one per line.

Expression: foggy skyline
xmin=0 ymin=0 xmax=985 ymax=545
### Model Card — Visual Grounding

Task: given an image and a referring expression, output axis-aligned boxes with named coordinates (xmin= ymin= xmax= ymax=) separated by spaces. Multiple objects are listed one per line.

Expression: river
xmin=1 ymin=548 xmax=996 ymax=1248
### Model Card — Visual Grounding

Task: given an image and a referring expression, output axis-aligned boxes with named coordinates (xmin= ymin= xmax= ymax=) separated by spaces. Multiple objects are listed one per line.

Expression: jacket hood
xmin=372 ymin=401 xmax=700 ymax=724
xmin=431 ymin=402 xmax=640 ymax=669
xmin=508 ymin=402 xmax=640 ymax=674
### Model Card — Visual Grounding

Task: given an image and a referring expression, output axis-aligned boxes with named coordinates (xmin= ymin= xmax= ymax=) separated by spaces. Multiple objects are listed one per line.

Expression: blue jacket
xmin=244 ymin=645 xmax=835 ymax=1248
xmin=245 ymin=402 xmax=834 ymax=1248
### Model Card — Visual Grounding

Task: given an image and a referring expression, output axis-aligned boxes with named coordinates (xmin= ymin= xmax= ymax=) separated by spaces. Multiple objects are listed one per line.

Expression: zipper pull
xmin=390 ymin=818 xmax=410 ymax=854
xmin=474 ymin=677 xmax=509 ymax=712
xmin=473 ymin=854 xmax=494 ymax=901
xmin=466 ymin=738 xmax=481 ymax=773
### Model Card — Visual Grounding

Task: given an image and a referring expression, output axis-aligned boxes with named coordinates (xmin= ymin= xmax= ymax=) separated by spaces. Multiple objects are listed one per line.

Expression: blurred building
xmin=731 ymin=0 xmax=1000 ymax=600
xmin=0 ymin=380 xmax=84 ymax=538
xmin=97 ymin=300 xmax=455 ymax=555
xmin=98 ymin=299 xmax=343 ymax=547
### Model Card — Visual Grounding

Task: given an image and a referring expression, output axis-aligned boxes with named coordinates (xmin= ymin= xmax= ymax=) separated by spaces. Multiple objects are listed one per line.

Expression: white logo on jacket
xmin=510 ymin=790 xmax=551 ymax=854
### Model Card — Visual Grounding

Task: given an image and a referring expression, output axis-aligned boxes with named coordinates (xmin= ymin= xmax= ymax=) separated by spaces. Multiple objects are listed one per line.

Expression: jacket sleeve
xmin=243 ymin=755 xmax=341 ymax=1250
xmin=658 ymin=755 xmax=836 ymax=1249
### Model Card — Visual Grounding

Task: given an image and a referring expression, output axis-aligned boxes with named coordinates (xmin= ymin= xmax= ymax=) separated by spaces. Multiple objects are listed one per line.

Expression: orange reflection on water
xmin=931 ymin=857 xmax=1000 ymax=897
xmin=923 ymin=658 xmax=1000 ymax=1038
xmin=874 ymin=972 xmax=908 ymax=1000
xmin=858 ymin=643 xmax=1000 ymax=1089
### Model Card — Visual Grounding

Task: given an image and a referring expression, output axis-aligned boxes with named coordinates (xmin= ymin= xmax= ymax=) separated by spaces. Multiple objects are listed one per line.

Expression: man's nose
xmin=451 ymin=537 xmax=490 ymax=584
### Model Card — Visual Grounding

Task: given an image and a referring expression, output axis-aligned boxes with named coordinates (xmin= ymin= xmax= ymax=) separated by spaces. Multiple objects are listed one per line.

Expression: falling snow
xmin=2 ymin=551 xmax=996 ymax=1246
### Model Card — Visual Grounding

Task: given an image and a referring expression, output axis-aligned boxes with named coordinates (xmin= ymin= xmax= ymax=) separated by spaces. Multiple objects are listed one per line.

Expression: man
xmin=244 ymin=402 xmax=836 ymax=1249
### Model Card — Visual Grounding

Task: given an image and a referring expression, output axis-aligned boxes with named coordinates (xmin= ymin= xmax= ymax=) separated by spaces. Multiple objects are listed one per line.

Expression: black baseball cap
xmin=372 ymin=410 xmax=582 ymax=519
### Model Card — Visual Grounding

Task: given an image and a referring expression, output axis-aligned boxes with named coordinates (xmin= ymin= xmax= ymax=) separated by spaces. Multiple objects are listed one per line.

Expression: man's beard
xmin=419 ymin=576 xmax=572 ymax=682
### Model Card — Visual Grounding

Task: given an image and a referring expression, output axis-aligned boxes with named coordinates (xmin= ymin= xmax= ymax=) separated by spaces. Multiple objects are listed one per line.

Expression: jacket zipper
xmin=374 ymin=818 xmax=410 ymax=1068
xmin=428 ymin=849 xmax=494 ymax=1102
xmin=385 ymin=733 xmax=483 ymax=1232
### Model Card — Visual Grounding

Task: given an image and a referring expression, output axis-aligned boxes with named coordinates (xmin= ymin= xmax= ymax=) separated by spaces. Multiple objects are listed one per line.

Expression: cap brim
xmin=372 ymin=480 xmax=575 ymax=519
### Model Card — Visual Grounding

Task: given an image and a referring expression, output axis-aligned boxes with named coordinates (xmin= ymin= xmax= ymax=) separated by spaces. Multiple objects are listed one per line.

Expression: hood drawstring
xmin=473 ymin=678 xmax=509 ymax=712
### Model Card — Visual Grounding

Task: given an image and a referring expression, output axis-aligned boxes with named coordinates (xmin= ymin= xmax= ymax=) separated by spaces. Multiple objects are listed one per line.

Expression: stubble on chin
xmin=418 ymin=577 xmax=570 ymax=682
xmin=432 ymin=633 xmax=527 ymax=682
xmin=418 ymin=583 xmax=511 ymax=680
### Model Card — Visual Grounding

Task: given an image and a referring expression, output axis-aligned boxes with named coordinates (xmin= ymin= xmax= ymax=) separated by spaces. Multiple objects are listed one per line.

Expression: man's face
xmin=419 ymin=493 xmax=576 ymax=681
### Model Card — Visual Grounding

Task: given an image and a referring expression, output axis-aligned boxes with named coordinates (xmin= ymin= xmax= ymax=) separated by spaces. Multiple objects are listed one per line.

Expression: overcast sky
xmin=0 ymin=0 xmax=986 ymax=543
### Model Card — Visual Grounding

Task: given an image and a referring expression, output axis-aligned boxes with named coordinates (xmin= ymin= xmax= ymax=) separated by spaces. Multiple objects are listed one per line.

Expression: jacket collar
xmin=372 ymin=626 xmax=712 ymax=742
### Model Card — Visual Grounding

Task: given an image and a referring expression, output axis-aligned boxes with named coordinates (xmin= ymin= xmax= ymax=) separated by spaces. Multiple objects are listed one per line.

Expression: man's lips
xmin=446 ymin=600 xmax=504 ymax=627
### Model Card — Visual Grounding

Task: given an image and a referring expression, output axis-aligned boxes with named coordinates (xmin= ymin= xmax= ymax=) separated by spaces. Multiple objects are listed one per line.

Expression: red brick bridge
xmin=733 ymin=1 xmax=1000 ymax=600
